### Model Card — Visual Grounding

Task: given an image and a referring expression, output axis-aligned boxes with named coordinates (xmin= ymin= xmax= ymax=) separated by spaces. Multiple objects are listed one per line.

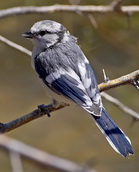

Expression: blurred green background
xmin=0 ymin=0 xmax=139 ymax=172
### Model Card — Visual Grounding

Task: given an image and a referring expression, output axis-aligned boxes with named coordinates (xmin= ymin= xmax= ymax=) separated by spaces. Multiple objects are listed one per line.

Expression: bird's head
xmin=22 ymin=20 xmax=70 ymax=49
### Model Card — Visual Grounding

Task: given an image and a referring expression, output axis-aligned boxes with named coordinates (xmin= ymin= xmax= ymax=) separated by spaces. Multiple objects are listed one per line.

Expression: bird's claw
xmin=0 ymin=122 xmax=4 ymax=129
xmin=38 ymin=104 xmax=51 ymax=117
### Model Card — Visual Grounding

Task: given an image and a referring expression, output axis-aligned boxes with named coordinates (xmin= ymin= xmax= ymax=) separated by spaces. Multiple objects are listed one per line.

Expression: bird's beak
xmin=22 ymin=31 xmax=34 ymax=39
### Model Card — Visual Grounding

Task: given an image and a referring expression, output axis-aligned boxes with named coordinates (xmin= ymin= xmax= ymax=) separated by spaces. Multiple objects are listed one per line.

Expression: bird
xmin=22 ymin=20 xmax=134 ymax=157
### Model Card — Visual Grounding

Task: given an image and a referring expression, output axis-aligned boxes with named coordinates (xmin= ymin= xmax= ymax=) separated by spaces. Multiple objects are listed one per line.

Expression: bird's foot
xmin=38 ymin=104 xmax=51 ymax=117
xmin=0 ymin=122 xmax=5 ymax=134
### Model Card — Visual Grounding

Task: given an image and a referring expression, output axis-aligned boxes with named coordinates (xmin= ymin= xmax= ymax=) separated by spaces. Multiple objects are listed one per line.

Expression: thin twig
xmin=0 ymin=35 xmax=31 ymax=56
xmin=102 ymin=69 xmax=109 ymax=83
xmin=87 ymin=14 xmax=98 ymax=29
xmin=101 ymin=92 xmax=139 ymax=119
xmin=0 ymin=5 xmax=139 ymax=19
xmin=0 ymin=135 xmax=96 ymax=172
xmin=9 ymin=151 xmax=23 ymax=172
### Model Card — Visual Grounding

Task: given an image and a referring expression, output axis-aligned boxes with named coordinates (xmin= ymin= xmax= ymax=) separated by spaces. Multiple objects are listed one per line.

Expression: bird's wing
xmin=35 ymin=54 xmax=100 ymax=115
xmin=48 ymin=68 xmax=99 ymax=114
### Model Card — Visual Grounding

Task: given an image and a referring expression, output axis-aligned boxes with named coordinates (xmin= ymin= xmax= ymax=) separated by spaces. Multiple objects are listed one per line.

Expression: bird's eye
xmin=39 ymin=31 xmax=46 ymax=36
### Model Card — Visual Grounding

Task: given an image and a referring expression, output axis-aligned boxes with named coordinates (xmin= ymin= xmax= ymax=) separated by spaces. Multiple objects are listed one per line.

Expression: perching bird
xmin=22 ymin=20 xmax=134 ymax=157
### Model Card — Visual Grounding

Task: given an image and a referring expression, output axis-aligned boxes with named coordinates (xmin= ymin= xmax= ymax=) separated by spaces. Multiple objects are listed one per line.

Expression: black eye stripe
xmin=36 ymin=30 xmax=65 ymax=38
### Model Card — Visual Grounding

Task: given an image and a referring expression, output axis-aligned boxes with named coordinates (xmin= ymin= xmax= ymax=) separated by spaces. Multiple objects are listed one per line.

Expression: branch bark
xmin=0 ymin=5 xmax=139 ymax=18
xmin=98 ymin=70 xmax=139 ymax=92
xmin=0 ymin=135 xmax=95 ymax=172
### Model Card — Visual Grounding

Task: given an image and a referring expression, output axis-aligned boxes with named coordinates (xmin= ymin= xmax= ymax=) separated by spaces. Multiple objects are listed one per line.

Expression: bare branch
xmin=0 ymin=35 xmax=31 ymax=56
xmin=0 ymin=103 xmax=69 ymax=134
xmin=1 ymin=90 xmax=138 ymax=135
xmin=0 ymin=135 xmax=96 ymax=172
xmin=9 ymin=151 xmax=23 ymax=172
xmin=98 ymin=70 xmax=139 ymax=92
xmin=101 ymin=92 xmax=139 ymax=119
xmin=0 ymin=5 xmax=139 ymax=19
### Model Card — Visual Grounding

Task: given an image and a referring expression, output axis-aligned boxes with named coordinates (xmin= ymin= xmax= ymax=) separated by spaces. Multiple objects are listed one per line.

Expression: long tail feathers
xmin=92 ymin=108 xmax=134 ymax=157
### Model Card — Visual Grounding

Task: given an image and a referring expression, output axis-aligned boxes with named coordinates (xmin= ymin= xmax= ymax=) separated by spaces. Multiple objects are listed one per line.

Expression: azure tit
xmin=23 ymin=20 xmax=134 ymax=157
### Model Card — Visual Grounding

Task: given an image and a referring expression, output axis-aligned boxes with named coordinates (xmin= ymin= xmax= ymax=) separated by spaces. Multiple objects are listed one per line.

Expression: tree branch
xmin=0 ymin=35 xmax=31 ymax=56
xmin=0 ymin=36 xmax=139 ymax=134
xmin=98 ymin=70 xmax=139 ymax=92
xmin=0 ymin=103 xmax=69 ymax=134
xmin=9 ymin=151 xmax=23 ymax=172
xmin=0 ymin=135 xmax=95 ymax=172
xmin=0 ymin=5 xmax=139 ymax=18
xmin=101 ymin=92 xmax=139 ymax=119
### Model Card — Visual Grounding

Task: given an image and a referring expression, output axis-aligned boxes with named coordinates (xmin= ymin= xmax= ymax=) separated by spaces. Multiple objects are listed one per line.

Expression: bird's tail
xmin=92 ymin=108 xmax=134 ymax=157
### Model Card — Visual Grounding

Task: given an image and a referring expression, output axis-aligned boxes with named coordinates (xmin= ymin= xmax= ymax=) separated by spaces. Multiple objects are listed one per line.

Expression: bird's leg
xmin=0 ymin=122 xmax=5 ymax=134
xmin=37 ymin=99 xmax=60 ymax=117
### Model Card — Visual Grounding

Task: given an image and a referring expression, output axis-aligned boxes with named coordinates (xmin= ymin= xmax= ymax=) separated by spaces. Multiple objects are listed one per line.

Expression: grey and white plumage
xmin=23 ymin=20 xmax=134 ymax=157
